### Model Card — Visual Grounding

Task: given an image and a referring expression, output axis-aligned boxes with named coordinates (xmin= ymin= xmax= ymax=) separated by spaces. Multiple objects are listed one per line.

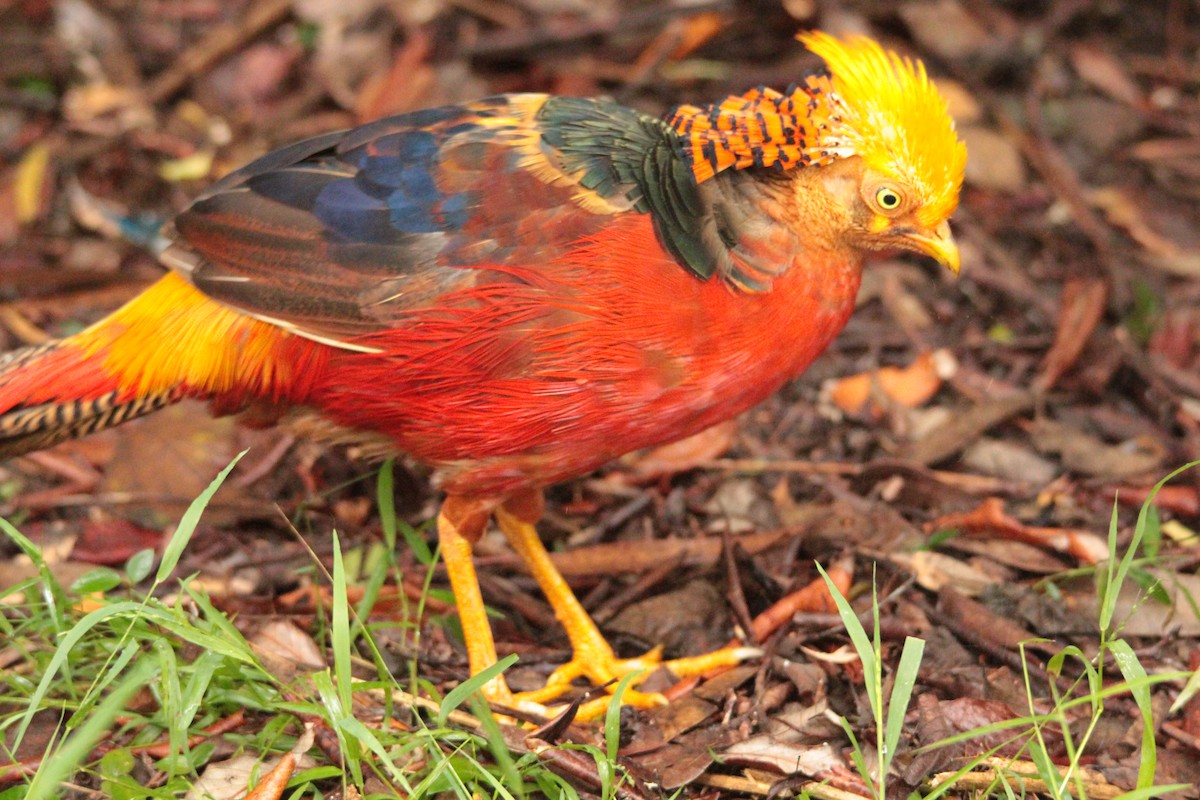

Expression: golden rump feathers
xmin=667 ymin=31 xmax=967 ymax=225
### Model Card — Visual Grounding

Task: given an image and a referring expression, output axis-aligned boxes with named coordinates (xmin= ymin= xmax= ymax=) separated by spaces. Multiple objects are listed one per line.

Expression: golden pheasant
xmin=0 ymin=32 xmax=966 ymax=717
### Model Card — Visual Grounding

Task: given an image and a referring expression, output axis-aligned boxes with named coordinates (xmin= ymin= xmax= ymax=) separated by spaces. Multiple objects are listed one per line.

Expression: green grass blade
xmin=1101 ymin=461 xmax=1198 ymax=633
xmin=152 ymin=636 xmax=184 ymax=757
xmin=336 ymin=714 xmax=408 ymax=784
xmin=1108 ymin=639 xmax=1156 ymax=789
xmin=438 ymin=654 xmax=519 ymax=725
xmin=0 ymin=517 xmax=68 ymax=631
xmin=377 ymin=459 xmax=398 ymax=552
xmin=330 ymin=531 xmax=353 ymax=714
xmin=469 ymin=693 xmax=525 ymax=799
xmin=884 ymin=635 xmax=925 ymax=764
xmin=1170 ymin=667 xmax=1200 ymax=715
xmin=604 ymin=668 xmax=646 ymax=767
xmin=11 ymin=600 xmax=144 ymax=749
xmin=156 ymin=450 xmax=246 ymax=584
xmin=816 ymin=562 xmax=877 ymax=701
xmin=22 ymin=657 xmax=156 ymax=800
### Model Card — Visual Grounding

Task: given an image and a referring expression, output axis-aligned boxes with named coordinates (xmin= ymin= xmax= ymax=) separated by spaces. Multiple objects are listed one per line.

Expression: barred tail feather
xmin=0 ymin=340 xmax=185 ymax=458
xmin=0 ymin=273 xmax=328 ymax=459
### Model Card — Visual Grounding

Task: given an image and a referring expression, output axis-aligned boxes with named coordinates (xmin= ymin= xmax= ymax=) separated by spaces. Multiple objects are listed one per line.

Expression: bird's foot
xmin=507 ymin=642 xmax=761 ymax=721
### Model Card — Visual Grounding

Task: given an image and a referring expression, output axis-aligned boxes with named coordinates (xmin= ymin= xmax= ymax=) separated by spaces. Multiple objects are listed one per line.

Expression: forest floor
xmin=1 ymin=0 xmax=1199 ymax=797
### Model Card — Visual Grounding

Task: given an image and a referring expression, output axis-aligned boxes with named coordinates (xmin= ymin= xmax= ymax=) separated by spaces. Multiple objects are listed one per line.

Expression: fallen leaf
xmin=901 ymin=392 xmax=1035 ymax=466
xmin=1161 ymin=519 xmax=1198 ymax=547
xmin=1036 ymin=277 xmax=1108 ymax=391
xmin=898 ymin=0 xmax=992 ymax=60
xmin=355 ymin=30 xmax=436 ymax=123
xmin=1090 ymin=185 xmax=1200 ymax=276
xmin=1031 ymin=418 xmax=1165 ymax=480
xmin=251 ymin=620 xmax=326 ymax=670
xmin=61 ymin=83 xmax=154 ymax=133
xmin=721 ymin=737 xmax=841 ymax=776
xmin=747 ymin=554 xmax=853 ymax=642
xmin=668 ymin=11 xmax=727 ymax=60
xmin=936 ymin=78 xmax=983 ymax=124
xmin=188 ymin=727 xmax=315 ymax=800
xmin=929 ymin=497 xmax=1109 ymax=564
xmin=1147 ymin=309 xmax=1197 ymax=368
xmin=608 ymin=579 xmax=732 ymax=656
xmin=13 ymin=142 xmax=50 ymax=224
xmin=960 ymin=125 xmax=1027 ymax=191
xmin=626 ymin=419 xmax=738 ymax=479
xmin=1069 ymin=44 xmax=1144 ymax=107
xmin=938 ymin=587 xmax=1048 ymax=653
xmin=891 ymin=550 xmax=998 ymax=595
xmin=824 ymin=349 xmax=955 ymax=418
xmin=70 ymin=518 xmax=163 ymax=565
xmin=960 ymin=437 xmax=1059 ymax=484
xmin=629 ymin=726 xmax=740 ymax=789
xmin=100 ymin=401 xmax=245 ymax=527
xmin=244 ymin=753 xmax=296 ymax=800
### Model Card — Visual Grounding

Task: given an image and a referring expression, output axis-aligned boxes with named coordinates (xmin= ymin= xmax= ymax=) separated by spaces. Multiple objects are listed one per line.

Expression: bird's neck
xmin=666 ymin=74 xmax=843 ymax=184
xmin=696 ymin=156 xmax=865 ymax=294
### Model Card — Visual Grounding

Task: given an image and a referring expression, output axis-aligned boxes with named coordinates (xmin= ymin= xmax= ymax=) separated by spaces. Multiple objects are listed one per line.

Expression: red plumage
xmin=307 ymin=214 xmax=859 ymax=496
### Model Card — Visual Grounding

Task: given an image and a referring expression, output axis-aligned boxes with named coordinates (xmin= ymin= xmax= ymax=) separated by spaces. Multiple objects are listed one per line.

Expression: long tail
xmin=0 ymin=340 xmax=182 ymax=457
xmin=0 ymin=273 xmax=322 ymax=459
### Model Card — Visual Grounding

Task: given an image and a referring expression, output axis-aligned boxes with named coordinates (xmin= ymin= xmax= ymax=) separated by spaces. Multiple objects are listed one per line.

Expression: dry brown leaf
xmin=1130 ymin=137 xmax=1200 ymax=162
xmin=61 ymin=83 xmax=154 ymax=133
xmin=189 ymin=727 xmax=315 ymax=800
xmin=355 ymin=31 xmax=436 ymax=122
xmin=721 ymin=738 xmax=841 ymax=776
xmin=902 ymin=392 xmax=1035 ymax=466
xmin=1090 ymin=185 xmax=1200 ymax=276
xmin=1108 ymin=483 xmax=1200 ymax=516
xmin=936 ymin=78 xmax=983 ymax=124
xmin=626 ymin=419 xmax=738 ymax=479
xmin=668 ymin=11 xmax=726 ymax=59
xmin=929 ymin=497 xmax=1109 ymax=564
xmin=251 ymin=620 xmax=326 ymax=670
xmin=1069 ymin=44 xmax=1144 ymax=107
xmin=891 ymin=550 xmax=998 ymax=595
xmin=1032 ymin=418 xmax=1165 ymax=481
xmin=825 ymin=350 xmax=955 ymax=418
xmin=1036 ymin=277 xmax=1108 ymax=391
xmin=960 ymin=125 xmax=1027 ymax=191
xmin=960 ymin=438 xmax=1058 ymax=483
xmin=243 ymin=753 xmax=297 ymax=800
xmin=898 ymin=0 xmax=991 ymax=60
xmin=747 ymin=554 xmax=853 ymax=642
xmin=101 ymin=401 xmax=245 ymax=527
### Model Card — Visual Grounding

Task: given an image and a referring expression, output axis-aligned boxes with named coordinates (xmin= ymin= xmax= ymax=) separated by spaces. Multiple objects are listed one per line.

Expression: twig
xmin=145 ymin=0 xmax=293 ymax=104
xmin=929 ymin=757 xmax=1125 ymax=799
xmin=480 ymin=527 xmax=798 ymax=577
xmin=462 ymin=0 xmax=732 ymax=58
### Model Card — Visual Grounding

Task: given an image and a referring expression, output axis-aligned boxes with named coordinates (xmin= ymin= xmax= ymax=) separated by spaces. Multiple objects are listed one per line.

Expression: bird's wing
xmin=161 ymin=94 xmax=739 ymax=348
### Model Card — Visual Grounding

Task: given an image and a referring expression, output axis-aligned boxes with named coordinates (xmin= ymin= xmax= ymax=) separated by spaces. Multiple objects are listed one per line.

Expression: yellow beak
xmin=903 ymin=221 xmax=960 ymax=274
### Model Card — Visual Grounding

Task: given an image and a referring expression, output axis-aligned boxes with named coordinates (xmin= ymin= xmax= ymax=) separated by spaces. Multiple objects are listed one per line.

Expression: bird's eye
xmin=875 ymin=186 xmax=903 ymax=211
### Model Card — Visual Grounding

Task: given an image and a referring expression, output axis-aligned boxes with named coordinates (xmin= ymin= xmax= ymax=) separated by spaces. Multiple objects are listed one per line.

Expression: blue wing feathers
xmin=168 ymin=94 xmax=713 ymax=339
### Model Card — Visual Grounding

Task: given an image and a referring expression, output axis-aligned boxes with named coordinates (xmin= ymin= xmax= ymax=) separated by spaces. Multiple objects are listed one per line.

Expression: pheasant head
xmin=668 ymin=31 xmax=968 ymax=272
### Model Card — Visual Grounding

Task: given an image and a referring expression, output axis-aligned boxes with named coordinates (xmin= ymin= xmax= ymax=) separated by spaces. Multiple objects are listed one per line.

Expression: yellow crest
xmin=667 ymin=32 xmax=966 ymax=225
xmin=798 ymin=31 xmax=967 ymax=226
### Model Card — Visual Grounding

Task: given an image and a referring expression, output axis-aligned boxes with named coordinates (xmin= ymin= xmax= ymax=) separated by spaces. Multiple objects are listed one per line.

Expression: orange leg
xmin=496 ymin=490 xmax=759 ymax=719
xmin=436 ymin=501 xmax=513 ymax=707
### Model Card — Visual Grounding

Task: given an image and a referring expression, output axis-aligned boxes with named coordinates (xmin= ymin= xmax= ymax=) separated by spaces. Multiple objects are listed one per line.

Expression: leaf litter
xmin=1 ymin=0 xmax=1199 ymax=798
